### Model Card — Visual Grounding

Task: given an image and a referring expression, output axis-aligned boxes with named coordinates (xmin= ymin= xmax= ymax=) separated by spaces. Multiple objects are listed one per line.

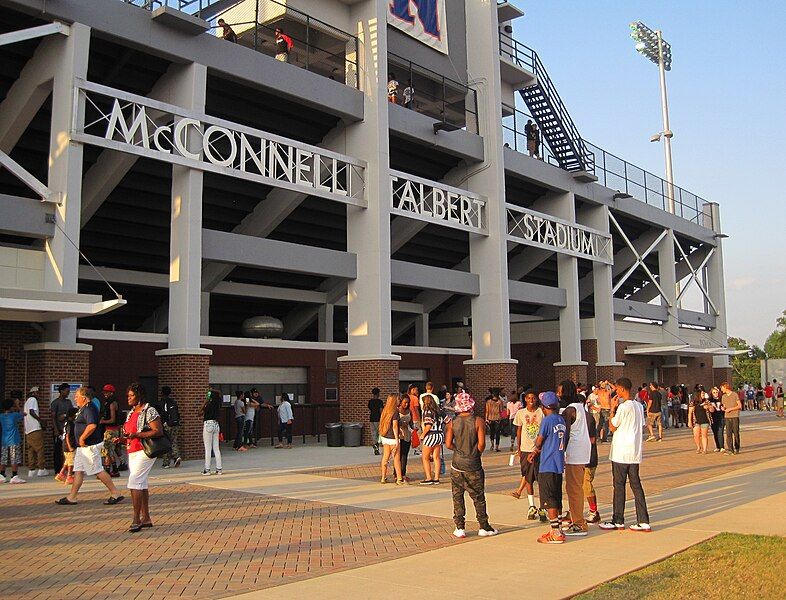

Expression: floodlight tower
xmin=630 ymin=21 xmax=675 ymax=215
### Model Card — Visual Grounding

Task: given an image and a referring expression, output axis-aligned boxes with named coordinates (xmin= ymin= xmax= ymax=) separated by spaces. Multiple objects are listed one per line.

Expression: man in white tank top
xmin=559 ymin=381 xmax=591 ymax=536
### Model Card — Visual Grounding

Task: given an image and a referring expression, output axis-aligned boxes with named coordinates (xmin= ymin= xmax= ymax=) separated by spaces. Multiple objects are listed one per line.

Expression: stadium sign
xmin=390 ymin=170 xmax=486 ymax=235
xmin=506 ymin=205 xmax=613 ymax=264
xmin=71 ymin=81 xmax=366 ymax=207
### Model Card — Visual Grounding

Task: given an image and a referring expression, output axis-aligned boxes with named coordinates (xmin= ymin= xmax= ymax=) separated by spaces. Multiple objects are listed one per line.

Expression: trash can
xmin=325 ymin=422 xmax=343 ymax=447
xmin=342 ymin=422 xmax=362 ymax=447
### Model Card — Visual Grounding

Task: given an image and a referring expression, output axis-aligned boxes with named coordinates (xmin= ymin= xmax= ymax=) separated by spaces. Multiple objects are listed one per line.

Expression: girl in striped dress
xmin=419 ymin=395 xmax=444 ymax=485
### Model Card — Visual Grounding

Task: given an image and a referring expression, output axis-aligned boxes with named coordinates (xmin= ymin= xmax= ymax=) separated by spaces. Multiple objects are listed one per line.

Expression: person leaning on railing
xmin=217 ymin=19 xmax=237 ymax=43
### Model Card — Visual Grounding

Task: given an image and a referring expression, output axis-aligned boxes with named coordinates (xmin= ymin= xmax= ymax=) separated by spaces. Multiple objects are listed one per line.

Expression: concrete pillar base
xmin=553 ymin=363 xmax=589 ymax=388
xmin=338 ymin=356 xmax=400 ymax=445
xmin=24 ymin=345 xmax=91 ymax=469
xmin=156 ymin=351 xmax=210 ymax=460
xmin=595 ymin=363 xmax=626 ymax=385
xmin=464 ymin=361 xmax=518 ymax=417
xmin=713 ymin=367 xmax=734 ymax=388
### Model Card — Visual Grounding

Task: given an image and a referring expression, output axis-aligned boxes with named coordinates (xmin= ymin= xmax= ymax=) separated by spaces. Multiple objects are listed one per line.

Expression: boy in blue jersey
xmin=528 ymin=391 xmax=567 ymax=544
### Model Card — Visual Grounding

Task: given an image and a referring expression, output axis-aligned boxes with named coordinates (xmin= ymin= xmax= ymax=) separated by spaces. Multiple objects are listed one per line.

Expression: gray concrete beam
xmin=0 ymin=194 xmax=54 ymax=238
xmin=678 ymin=308 xmax=717 ymax=329
xmin=613 ymin=298 xmax=668 ymax=322
xmin=390 ymin=259 xmax=479 ymax=295
xmin=508 ymin=280 xmax=567 ymax=307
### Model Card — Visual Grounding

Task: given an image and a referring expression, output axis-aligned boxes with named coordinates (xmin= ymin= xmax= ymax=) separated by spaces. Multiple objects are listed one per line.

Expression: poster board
xmin=388 ymin=0 xmax=448 ymax=55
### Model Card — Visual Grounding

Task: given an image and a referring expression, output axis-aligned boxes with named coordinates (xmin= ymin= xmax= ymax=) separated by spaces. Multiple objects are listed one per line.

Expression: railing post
xmin=305 ymin=16 xmax=310 ymax=70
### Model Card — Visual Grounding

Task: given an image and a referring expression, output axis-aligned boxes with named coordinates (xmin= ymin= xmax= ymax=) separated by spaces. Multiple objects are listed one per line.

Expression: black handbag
xmin=140 ymin=407 xmax=172 ymax=459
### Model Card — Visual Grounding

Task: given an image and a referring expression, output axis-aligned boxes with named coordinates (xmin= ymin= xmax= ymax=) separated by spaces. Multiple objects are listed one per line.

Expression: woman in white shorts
xmin=378 ymin=394 xmax=403 ymax=485
xmin=121 ymin=383 xmax=163 ymax=533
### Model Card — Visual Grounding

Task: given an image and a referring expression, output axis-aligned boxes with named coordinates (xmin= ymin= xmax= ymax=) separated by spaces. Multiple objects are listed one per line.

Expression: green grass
xmin=577 ymin=533 xmax=786 ymax=599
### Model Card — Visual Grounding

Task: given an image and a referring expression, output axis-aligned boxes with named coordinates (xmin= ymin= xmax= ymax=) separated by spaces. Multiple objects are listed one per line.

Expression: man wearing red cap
xmin=100 ymin=384 xmax=122 ymax=478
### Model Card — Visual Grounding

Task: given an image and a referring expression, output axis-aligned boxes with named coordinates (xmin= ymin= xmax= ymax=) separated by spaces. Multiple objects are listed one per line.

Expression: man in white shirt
xmin=600 ymin=377 xmax=651 ymax=532
xmin=23 ymin=388 xmax=47 ymax=477
xmin=275 ymin=394 xmax=294 ymax=449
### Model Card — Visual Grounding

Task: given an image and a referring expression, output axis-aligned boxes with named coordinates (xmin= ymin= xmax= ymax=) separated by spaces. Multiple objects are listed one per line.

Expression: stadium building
xmin=0 ymin=0 xmax=733 ymax=460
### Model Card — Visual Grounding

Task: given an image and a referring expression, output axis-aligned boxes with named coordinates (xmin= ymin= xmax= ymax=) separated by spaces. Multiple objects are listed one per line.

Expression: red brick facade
xmin=25 ymin=346 xmax=91 ymax=469
xmin=338 ymin=357 xmax=399 ymax=445
xmin=157 ymin=353 xmax=210 ymax=460
xmin=713 ymin=367 xmax=733 ymax=388
xmin=464 ymin=361 xmax=517 ymax=417
xmin=0 ymin=321 xmax=41 ymax=398
xmin=595 ymin=364 xmax=626 ymax=385
xmin=553 ymin=364 xmax=589 ymax=388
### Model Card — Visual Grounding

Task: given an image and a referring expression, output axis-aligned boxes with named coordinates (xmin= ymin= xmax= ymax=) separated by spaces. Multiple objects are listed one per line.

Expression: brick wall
xmin=511 ymin=341 xmax=561 ymax=392
xmin=464 ymin=362 xmax=517 ymax=417
xmin=157 ymin=353 xmax=210 ymax=461
xmin=713 ymin=367 xmax=733 ymax=388
xmin=0 ymin=321 xmax=41 ymax=398
xmin=25 ymin=348 xmax=91 ymax=469
xmin=338 ymin=358 xmax=399 ymax=445
xmin=554 ymin=364 xmax=588 ymax=388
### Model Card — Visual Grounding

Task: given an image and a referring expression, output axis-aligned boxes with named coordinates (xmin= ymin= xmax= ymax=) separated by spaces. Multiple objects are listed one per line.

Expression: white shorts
xmin=127 ymin=450 xmax=156 ymax=490
xmin=73 ymin=443 xmax=104 ymax=477
xmin=380 ymin=436 xmax=398 ymax=446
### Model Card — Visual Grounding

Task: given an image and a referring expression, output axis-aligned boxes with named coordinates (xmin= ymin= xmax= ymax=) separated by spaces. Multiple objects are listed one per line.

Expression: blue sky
xmin=508 ymin=0 xmax=786 ymax=347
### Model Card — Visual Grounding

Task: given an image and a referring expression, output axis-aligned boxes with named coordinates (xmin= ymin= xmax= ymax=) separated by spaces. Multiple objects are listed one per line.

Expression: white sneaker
xmin=452 ymin=528 xmax=466 ymax=538
xmin=9 ymin=475 xmax=26 ymax=484
xmin=478 ymin=528 xmax=498 ymax=537
xmin=599 ymin=521 xmax=625 ymax=530
xmin=629 ymin=523 xmax=652 ymax=532
xmin=28 ymin=469 xmax=37 ymax=478
xmin=0 ymin=477 xmax=7 ymax=483
xmin=37 ymin=469 xmax=49 ymax=477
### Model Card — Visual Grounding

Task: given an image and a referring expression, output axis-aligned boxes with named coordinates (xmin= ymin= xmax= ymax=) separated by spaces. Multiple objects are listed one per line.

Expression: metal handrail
xmin=388 ymin=52 xmax=479 ymax=134
xmin=499 ymin=31 xmax=535 ymax=72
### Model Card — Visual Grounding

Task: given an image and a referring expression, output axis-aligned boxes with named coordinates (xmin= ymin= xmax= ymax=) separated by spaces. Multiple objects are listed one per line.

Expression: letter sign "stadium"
xmin=506 ymin=204 xmax=613 ymax=264
xmin=390 ymin=170 xmax=486 ymax=235
xmin=72 ymin=81 xmax=366 ymax=207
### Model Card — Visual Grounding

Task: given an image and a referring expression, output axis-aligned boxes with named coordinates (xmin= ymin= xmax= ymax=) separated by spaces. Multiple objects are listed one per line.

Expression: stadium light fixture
xmin=630 ymin=21 xmax=675 ymax=215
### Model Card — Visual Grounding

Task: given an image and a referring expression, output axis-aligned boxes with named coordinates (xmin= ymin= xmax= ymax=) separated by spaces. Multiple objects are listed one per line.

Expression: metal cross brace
xmin=609 ymin=212 xmax=670 ymax=304
xmin=673 ymin=237 xmax=718 ymax=315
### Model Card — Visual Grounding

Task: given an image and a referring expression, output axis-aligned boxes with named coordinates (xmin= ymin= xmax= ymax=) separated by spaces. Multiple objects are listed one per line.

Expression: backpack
xmin=165 ymin=400 xmax=181 ymax=427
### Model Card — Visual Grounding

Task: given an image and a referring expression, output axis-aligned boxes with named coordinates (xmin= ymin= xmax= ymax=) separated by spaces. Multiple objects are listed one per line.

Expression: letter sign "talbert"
xmin=506 ymin=204 xmax=613 ymax=264
xmin=390 ymin=170 xmax=486 ymax=235
xmin=72 ymin=81 xmax=366 ymax=208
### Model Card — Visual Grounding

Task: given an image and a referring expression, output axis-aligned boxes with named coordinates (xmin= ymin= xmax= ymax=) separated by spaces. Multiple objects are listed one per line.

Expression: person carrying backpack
xmin=160 ymin=386 xmax=182 ymax=469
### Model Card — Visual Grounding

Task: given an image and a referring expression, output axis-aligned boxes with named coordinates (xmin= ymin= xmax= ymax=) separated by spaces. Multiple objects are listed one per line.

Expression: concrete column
xmin=414 ymin=313 xmax=429 ymax=347
xmin=42 ymin=24 xmax=90 ymax=344
xmin=318 ymin=304 xmax=334 ymax=343
xmin=657 ymin=229 xmax=680 ymax=343
xmin=200 ymin=292 xmax=210 ymax=336
xmin=704 ymin=202 xmax=730 ymax=369
xmin=582 ymin=204 xmax=623 ymax=367
xmin=165 ymin=63 xmax=207 ymax=352
xmin=463 ymin=0 xmax=516 ymax=381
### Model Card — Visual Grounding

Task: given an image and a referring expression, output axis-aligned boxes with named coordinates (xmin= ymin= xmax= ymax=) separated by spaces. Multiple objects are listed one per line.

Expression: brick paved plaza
xmin=1 ymin=412 xmax=784 ymax=600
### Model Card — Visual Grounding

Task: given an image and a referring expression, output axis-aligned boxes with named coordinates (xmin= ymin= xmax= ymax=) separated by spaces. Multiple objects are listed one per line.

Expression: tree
xmin=728 ymin=336 xmax=762 ymax=386
xmin=764 ymin=310 xmax=786 ymax=359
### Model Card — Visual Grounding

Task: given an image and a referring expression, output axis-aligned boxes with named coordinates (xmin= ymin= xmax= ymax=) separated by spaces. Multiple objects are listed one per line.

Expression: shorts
xmin=380 ymin=436 xmax=398 ymax=446
xmin=0 ymin=444 xmax=21 ymax=465
xmin=73 ymin=443 xmax=105 ymax=477
xmin=64 ymin=450 xmax=75 ymax=467
xmin=127 ymin=450 xmax=156 ymax=490
xmin=777 ymin=398 xmax=784 ymax=410
xmin=694 ymin=423 xmax=709 ymax=430
xmin=520 ymin=451 xmax=539 ymax=484
xmin=537 ymin=471 xmax=563 ymax=511
xmin=583 ymin=466 xmax=596 ymax=497
xmin=647 ymin=413 xmax=661 ymax=427
xmin=422 ymin=432 xmax=444 ymax=447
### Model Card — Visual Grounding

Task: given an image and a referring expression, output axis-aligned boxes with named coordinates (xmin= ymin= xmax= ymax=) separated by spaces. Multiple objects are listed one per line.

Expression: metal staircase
xmin=519 ymin=52 xmax=594 ymax=173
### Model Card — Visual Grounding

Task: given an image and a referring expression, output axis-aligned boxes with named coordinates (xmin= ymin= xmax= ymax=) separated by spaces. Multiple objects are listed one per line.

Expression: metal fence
xmin=388 ymin=52 xmax=479 ymax=134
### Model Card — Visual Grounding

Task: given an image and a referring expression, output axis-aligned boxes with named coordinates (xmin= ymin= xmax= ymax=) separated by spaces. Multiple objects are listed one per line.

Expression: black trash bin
xmin=343 ymin=422 xmax=362 ymax=447
xmin=325 ymin=422 xmax=343 ymax=447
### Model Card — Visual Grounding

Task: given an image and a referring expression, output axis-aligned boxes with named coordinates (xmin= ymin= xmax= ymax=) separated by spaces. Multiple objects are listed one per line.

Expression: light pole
xmin=630 ymin=21 xmax=675 ymax=215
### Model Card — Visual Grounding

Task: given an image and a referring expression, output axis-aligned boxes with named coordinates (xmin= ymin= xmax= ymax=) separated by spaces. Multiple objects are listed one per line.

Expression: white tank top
xmin=565 ymin=402 xmax=591 ymax=465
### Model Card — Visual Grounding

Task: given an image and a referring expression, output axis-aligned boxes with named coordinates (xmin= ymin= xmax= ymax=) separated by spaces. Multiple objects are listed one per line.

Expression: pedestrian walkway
xmin=1 ymin=411 xmax=783 ymax=599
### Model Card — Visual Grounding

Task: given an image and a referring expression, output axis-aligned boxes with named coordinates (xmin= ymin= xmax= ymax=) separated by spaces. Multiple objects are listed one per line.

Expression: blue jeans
xmin=242 ymin=418 xmax=255 ymax=446
xmin=234 ymin=416 xmax=245 ymax=449
xmin=660 ymin=406 xmax=669 ymax=428
xmin=599 ymin=409 xmax=611 ymax=440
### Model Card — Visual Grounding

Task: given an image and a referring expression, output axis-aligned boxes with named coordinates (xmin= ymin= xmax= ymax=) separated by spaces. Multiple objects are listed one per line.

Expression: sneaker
xmin=527 ymin=506 xmax=538 ymax=520
xmin=201 ymin=469 xmax=211 ymax=476
xmin=37 ymin=469 xmax=48 ymax=477
xmin=55 ymin=471 xmax=66 ymax=482
xmin=453 ymin=528 xmax=466 ymax=539
xmin=559 ymin=512 xmax=572 ymax=528
xmin=629 ymin=523 xmax=652 ymax=532
xmin=162 ymin=464 xmax=171 ymax=469
xmin=719 ymin=448 xmax=726 ymax=453
xmin=174 ymin=457 xmax=182 ymax=468
xmin=28 ymin=469 xmax=37 ymax=478
xmin=537 ymin=530 xmax=565 ymax=544
xmin=587 ymin=510 xmax=601 ymax=524
xmin=538 ymin=508 xmax=548 ymax=522
xmin=646 ymin=436 xmax=656 ymax=442
xmin=657 ymin=438 xmax=663 ymax=442
xmin=599 ymin=521 xmax=625 ymax=530
xmin=66 ymin=475 xmax=74 ymax=485
xmin=714 ymin=448 xmax=721 ymax=452
xmin=380 ymin=478 xmax=389 ymax=484
xmin=419 ymin=479 xmax=433 ymax=485
xmin=395 ymin=479 xmax=406 ymax=486
xmin=9 ymin=475 xmax=26 ymax=484
xmin=564 ymin=523 xmax=588 ymax=536
xmin=274 ymin=443 xmax=284 ymax=449
xmin=478 ymin=527 xmax=498 ymax=537
xmin=0 ymin=477 xmax=6 ymax=484
xmin=431 ymin=480 xmax=441 ymax=485
xmin=215 ymin=469 xmax=223 ymax=475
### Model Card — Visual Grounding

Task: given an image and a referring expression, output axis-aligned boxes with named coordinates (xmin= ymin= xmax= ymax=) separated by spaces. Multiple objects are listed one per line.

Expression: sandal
xmin=55 ymin=497 xmax=77 ymax=505
xmin=128 ymin=523 xmax=143 ymax=533
xmin=511 ymin=491 xmax=521 ymax=499
xmin=104 ymin=495 xmax=125 ymax=505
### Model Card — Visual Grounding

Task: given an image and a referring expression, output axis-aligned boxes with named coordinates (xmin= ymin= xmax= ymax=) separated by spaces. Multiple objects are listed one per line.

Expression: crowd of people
xmin=0 ymin=371 xmax=763 ymax=539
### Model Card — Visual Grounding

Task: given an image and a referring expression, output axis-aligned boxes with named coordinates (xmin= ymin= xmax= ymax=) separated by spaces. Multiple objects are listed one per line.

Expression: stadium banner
xmin=388 ymin=0 xmax=448 ymax=55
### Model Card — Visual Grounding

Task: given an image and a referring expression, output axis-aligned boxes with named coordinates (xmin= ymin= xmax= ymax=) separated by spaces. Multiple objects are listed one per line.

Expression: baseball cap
xmin=102 ymin=384 xmax=116 ymax=393
xmin=539 ymin=391 xmax=559 ymax=408
xmin=29 ymin=386 xmax=39 ymax=393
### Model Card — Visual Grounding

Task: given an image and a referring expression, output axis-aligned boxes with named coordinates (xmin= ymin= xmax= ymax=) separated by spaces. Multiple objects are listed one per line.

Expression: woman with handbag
xmin=202 ymin=390 xmax=223 ymax=476
xmin=119 ymin=382 xmax=164 ymax=533
xmin=397 ymin=395 xmax=413 ymax=483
